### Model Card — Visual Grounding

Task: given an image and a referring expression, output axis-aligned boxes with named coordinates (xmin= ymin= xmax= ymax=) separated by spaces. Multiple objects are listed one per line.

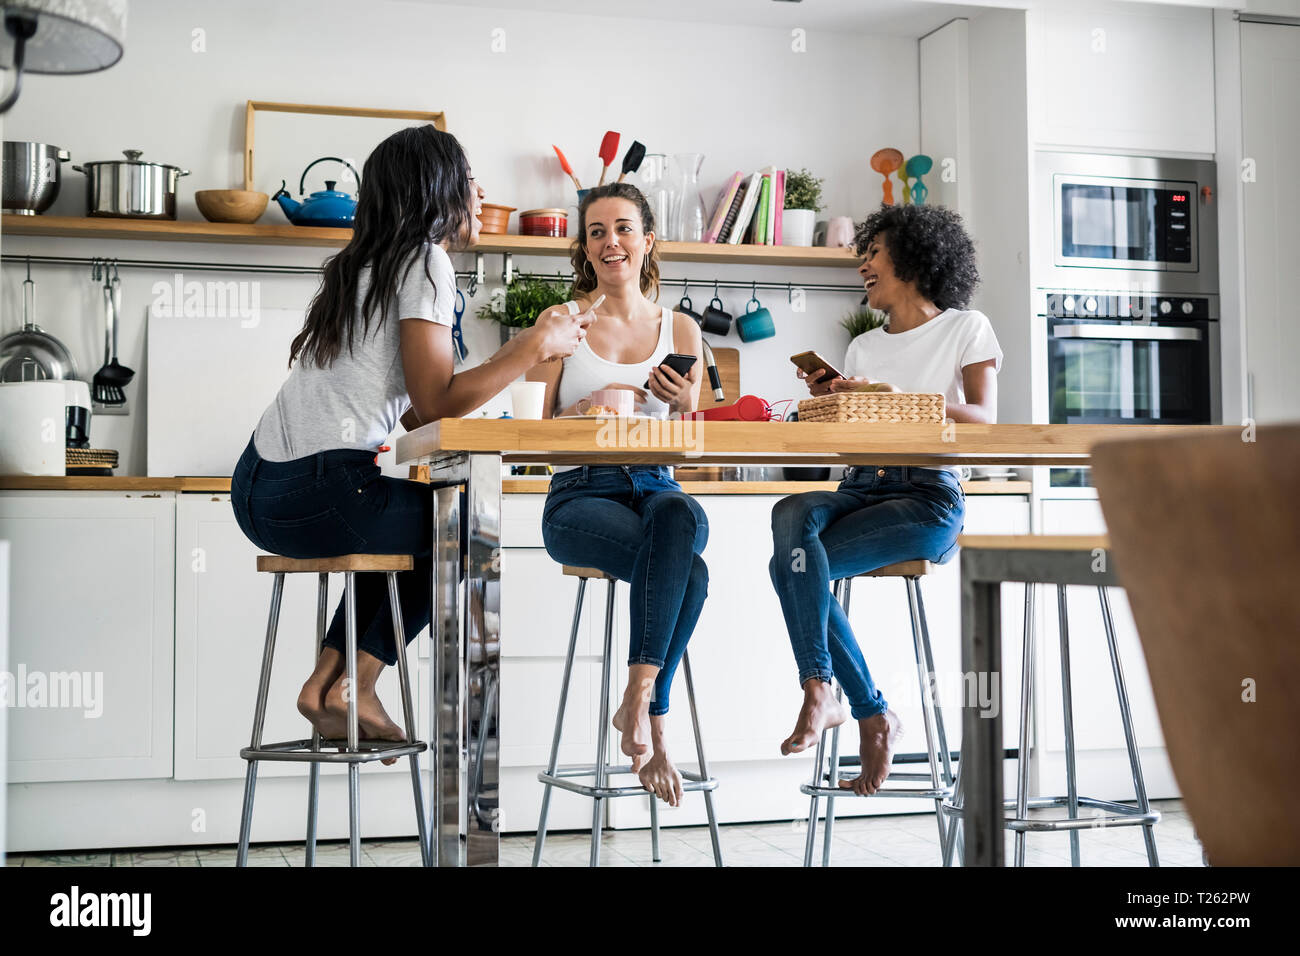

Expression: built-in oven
xmin=1043 ymin=291 xmax=1220 ymax=487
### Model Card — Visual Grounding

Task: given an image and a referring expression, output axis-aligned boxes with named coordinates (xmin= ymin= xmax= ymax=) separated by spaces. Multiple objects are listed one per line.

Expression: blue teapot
xmin=272 ymin=156 xmax=361 ymax=227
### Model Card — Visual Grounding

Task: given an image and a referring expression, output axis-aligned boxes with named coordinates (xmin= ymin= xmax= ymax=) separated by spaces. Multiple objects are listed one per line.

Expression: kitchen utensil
xmin=0 ymin=260 xmax=79 ymax=382
xmin=195 ymin=188 xmax=269 ymax=223
xmin=477 ymin=203 xmax=514 ymax=234
xmin=451 ymin=286 xmax=468 ymax=365
xmin=870 ymin=148 xmax=904 ymax=205
xmin=0 ymin=381 xmax=67 ymax=476
xmin=737 ymin=293 xmax=774 ymax=343
xmin=271 ymin=157 xmax=360 ymax=227
xmin=552 ymin=144 xmax=582 ymax=191
xmin=616 ymin=141 xmax=646 ymax=183
xmin=597 ymin=130 xmax=620 ymax=186
xmin=905 ymin=154 xmax=933 ymax=204
xmin=519 ymin=208 xmax=568 ymax=237
xmin=509 ymin=381 xmax=547 ymax=420
xmin=3 ymin=141 xmax=70 ymax=215
xmin=92 ymin=269 xmax=133 ymax=410
xmin=73 ymin=149 xmax=190 ymax=219
xmin=898 ymin=160 xmax=914 ymax=204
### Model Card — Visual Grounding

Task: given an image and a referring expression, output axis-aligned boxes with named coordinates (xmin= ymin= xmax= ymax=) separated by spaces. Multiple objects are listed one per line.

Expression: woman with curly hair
xmin=525 ymin=183 xmax=706 ymax=807
xmin=770 ymin=203 xmax=1002 ymax=794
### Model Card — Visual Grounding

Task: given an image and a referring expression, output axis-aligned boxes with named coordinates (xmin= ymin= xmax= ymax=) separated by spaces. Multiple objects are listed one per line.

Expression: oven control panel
xmin=1041 ymin=292 xmax=1217 ymax=320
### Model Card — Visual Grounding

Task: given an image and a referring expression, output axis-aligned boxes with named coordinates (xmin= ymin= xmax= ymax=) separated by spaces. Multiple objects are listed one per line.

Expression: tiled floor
xmin=6 ymin=799 xmax=1203 ymax=867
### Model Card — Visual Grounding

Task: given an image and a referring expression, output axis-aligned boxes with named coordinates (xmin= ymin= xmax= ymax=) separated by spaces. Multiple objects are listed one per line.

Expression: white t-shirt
xmin=253 ymin=243 xmax=455 ymax=461
xmin=842 ymin=307 xmax=1003 ymax=477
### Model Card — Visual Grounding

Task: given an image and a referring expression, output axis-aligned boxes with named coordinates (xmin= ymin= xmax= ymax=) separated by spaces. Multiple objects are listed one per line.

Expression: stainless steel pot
xmin=2 ymin=141 xmax=71 ymax=215
xmin=73 ymin=149 xmax=190 ymax=220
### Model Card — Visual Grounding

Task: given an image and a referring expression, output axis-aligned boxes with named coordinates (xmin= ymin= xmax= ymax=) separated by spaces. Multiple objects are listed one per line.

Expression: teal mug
xmin=737 ymin=295 xmax=775 ymax=342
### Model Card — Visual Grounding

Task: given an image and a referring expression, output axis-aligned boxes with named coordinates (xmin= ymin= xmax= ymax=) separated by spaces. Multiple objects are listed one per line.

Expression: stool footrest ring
xmin=241 ymin=738 xmax=427 ymax=764
xmin=940 ymin=795 xmax=1161 ymax=832
xmin=801 ymin=782 xmax=954 ymax=800
xmin=539 ymin=766 xmax=718 ymax=800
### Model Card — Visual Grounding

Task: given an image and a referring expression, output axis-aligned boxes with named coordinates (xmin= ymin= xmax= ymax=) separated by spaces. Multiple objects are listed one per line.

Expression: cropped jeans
xmin=229 ymin=435 xmax=431 ymax=667
xmin=768 ymin=466 xmax=965 ymax=720
xmin=541 ymin=465 xmax=709 ymax=716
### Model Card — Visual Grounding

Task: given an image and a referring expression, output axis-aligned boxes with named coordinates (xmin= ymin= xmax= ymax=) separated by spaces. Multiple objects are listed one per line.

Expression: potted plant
xmin=782 ymin=167 xmax=824 ymax=247
xmin=477 ymin=274 xmax=572 ymax=345
xmin=840 ymin=304 xmax=888 ymax=339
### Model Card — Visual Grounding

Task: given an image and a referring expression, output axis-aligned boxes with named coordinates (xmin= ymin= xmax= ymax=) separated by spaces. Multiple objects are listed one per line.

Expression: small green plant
xmin=840 ymin=305 xmax=887 ymax=339
xmin=477 ymin=274 xmax=571 ymax=329
xmin=784 ymin=168 xmax=825 ymax=212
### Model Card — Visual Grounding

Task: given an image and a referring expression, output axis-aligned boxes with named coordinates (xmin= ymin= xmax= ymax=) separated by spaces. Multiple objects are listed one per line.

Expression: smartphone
xmin=790 ymin=350 xmax=846 ymax=382
xmin=644 ymin=352 xmax=697 ymax=388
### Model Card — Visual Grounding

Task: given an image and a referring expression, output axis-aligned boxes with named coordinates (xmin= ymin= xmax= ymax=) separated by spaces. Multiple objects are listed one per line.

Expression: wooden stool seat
xmin=860 ymin=559 xmax=932 ymax=578
xmin=562 ymin=565 xmax=615 ymax=580
xmin=256 ymin=553 xmax=414 ymax=574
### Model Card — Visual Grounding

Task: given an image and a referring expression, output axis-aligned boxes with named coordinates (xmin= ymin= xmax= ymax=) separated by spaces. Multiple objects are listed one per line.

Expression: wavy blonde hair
xmin=568 ymin=183 xmax=660 ymax=302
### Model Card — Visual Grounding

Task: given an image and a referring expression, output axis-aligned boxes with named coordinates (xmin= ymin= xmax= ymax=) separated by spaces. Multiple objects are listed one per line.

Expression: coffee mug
xmin=700 ymin=295 xmax=732 ymax=336
xmin=585 ymin=388 xmax=634 ymax=416
xmin=677 ymin=293 xmax=703 ymax=325
xmin=736 ymin=295 xmax=775 ymax=342
xmin=826 ymin=216 xmax=856 ymax=247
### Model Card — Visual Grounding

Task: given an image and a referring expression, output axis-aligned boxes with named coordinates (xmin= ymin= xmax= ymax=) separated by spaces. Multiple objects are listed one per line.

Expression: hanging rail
xmin=1 ymin=253 xmax=867 ymax=295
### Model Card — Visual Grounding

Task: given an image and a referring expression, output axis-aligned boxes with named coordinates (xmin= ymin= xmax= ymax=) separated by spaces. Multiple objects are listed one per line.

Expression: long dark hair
xmin=289 ymin=125 xmax=473 ymax=368
xmin=568 ymin=183 xmax=660 ymax=302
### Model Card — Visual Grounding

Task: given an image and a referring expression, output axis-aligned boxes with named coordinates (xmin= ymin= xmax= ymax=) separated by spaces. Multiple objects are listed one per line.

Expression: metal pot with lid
xmin=73 ymin=149 xmax=190 ymax=219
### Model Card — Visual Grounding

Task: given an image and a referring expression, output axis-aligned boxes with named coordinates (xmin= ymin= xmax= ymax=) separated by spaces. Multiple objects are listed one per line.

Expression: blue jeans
xmin=229 ymin=436 xmax=431 ymax=666
xmin=768 ymin=466 xmax=965 ymax=719
xmin=542 ymin=466 xmax=709 ymax=716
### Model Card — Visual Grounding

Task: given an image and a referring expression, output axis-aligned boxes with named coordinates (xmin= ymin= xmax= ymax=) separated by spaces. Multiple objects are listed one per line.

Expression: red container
xmin=519 ymin=207 xmax=568 ymax=237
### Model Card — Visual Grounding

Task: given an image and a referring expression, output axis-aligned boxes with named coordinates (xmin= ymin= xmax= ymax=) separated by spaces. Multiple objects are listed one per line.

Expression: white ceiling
xmin=400 ymin=0 xmax=1006 ymax=36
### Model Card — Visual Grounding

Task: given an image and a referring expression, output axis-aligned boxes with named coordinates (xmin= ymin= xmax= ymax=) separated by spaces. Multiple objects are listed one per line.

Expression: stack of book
xmin=703 ymin=167 xmax=785 ymax=245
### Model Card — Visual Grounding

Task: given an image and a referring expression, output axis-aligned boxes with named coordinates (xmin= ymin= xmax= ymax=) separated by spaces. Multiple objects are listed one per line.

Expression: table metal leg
xmin=961 ymin=559 xmax=1004 ymax=866
xmin=1057 ymin=585 xmax=1081 ymax=867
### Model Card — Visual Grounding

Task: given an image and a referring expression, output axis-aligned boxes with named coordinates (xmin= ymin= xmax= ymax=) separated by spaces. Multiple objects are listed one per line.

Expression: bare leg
xmin=611 ymin=663 xmax=657 ymax=772
xmin=781 ymin=677 xmax=849 ymax=755
xmin=839 ymin=710 xmax=903 ymax=795
xmin=297 ymin=647 xmax=347 ymax=739
xmin=324 ymin=649 xmax=405 ymax=765
xmin=638 ymin=715 xmax=684 ymax=807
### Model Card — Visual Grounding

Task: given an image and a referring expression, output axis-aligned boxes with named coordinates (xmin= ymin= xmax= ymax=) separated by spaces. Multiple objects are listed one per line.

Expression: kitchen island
xmin=395 ymin=419 xmax=1233 ymax=866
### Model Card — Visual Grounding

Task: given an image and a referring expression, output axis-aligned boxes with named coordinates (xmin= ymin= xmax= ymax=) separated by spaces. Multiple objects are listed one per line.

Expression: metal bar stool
xmin=533 ymin=566 xmax=724 ymax=867
xmin=802 ymin=560 xmax=957 ymax=866
xmin=237 ymin=553 xmax=430 ymax=867
xmin=943 ymin=535 xmax=1160 ymax=867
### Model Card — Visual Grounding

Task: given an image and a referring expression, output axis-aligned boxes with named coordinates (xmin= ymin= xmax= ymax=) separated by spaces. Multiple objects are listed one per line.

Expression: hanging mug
xmin=700 ymin=294 xmax=732 ymax=336
xmin=737 ymin=294 xmax=775 ymax=342
xmin=677 ymin=292 xmax=703 ymax=325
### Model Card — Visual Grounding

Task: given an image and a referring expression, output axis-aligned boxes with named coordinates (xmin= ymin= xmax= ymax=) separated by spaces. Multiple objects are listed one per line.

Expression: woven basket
xmin=797 ymin=392 xmax=945 ymax=424
xmin=65 ymin=447 xmax=119 ymax=468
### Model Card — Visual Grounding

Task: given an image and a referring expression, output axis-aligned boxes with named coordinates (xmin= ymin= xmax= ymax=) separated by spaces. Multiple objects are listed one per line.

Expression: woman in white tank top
xmin=526 ymin=184 xmax=708 ymax=808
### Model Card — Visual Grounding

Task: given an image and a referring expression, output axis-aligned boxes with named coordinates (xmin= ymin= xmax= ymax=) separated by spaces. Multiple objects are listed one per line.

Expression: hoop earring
xmin=582 ymin=259 xmax=595 ymax=281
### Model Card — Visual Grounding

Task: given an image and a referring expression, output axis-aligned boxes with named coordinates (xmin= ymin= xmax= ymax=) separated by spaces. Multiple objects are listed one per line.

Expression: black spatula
xmin=616 ymin=141 xmax=647 ymax=183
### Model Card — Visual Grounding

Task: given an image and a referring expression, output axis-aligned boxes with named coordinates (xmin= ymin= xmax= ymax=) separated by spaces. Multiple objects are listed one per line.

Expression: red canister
xmin=519 ymin=208 xmax=568 ymax=237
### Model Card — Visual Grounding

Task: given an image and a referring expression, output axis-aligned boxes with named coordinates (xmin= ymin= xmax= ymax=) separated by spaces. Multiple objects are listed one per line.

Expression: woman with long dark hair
xmin=231 ymin=125 xmax=591 ymax=744
xmin=525 ymin=183 xmax=706 ymax=806
xmin=771 ymin=203 xmax=1002 ymax=795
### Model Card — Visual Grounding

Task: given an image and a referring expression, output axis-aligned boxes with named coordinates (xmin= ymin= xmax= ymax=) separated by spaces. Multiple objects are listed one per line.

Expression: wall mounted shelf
xmin=2 ymin=215 xmax=861 ymax=269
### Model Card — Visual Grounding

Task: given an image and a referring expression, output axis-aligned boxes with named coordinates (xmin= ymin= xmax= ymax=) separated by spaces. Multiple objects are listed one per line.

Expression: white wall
xmin=1 ymin=0 xmax=923 ymax=474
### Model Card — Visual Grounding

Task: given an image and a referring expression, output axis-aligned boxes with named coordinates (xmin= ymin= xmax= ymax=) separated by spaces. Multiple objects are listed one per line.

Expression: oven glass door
xmin=1048 ymin=319 xmax=1211 ymax=425
xmin=1055 ymin=175 xmax=1197 ymax=272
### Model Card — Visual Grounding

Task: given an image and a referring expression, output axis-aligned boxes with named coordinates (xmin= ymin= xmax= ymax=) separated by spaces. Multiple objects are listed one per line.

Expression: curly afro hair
xmin=853 ymin=204 xmax=979 ymax=310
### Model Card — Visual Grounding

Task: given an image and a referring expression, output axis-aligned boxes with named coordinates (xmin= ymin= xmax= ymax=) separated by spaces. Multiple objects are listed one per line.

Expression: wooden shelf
xmin=2 ymin=215 xmax=861 ymax=268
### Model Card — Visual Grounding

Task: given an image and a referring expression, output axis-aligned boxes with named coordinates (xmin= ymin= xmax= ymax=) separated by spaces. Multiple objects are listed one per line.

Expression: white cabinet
xmin=1038 ymin=497 xmax=1176 ymax=798
xmin=173 ymin=493 xmax=426 ymax=782
xmin=1025 ymin=4 xmax=1216 ymax=154
xmin=0 ymin=492 xmax=174 ymax=783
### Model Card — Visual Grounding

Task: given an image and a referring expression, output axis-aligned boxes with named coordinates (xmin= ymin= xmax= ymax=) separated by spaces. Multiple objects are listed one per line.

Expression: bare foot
xmin=780 ymin=678 xmax=849 ymax=755
xmin=640 ymin=715 xmax=684 ymax=807
xmin=297 ymin=649 xmax=348 ymax=740
xmin=325 ymin=666 xmax=405 ymax=766
xmin=612 ymin=665 xmax=657 ymax=772
xmin=839 ymin=709 xmax=903 ymax=796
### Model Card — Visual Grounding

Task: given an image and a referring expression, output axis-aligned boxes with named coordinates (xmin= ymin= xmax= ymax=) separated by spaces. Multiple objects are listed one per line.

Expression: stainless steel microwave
xmin=1035 ymin=152 xmax=1218 ymax=295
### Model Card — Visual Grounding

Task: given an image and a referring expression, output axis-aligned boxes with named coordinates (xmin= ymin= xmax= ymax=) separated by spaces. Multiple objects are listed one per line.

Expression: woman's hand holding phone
xmin=647 ymin=361 xmax=696 ymax=413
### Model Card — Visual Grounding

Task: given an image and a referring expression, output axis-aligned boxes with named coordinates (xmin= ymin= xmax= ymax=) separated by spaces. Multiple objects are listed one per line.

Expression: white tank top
xmin=554 ymin=300 xmax=675 ymax=418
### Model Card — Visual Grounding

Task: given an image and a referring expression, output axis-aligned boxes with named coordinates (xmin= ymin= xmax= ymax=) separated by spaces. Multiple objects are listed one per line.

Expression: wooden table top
xmin=395 ymin=420 xmax=1236 ymax=468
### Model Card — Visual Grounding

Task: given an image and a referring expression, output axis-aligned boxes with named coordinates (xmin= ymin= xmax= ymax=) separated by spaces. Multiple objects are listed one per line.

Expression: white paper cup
xmin=509 ymin=381 xmax=547 ymax=420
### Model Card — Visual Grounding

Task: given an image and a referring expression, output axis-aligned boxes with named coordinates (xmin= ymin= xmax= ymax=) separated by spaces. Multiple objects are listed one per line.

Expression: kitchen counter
xmin=0 ymin=475 xmax=1033 ymax=495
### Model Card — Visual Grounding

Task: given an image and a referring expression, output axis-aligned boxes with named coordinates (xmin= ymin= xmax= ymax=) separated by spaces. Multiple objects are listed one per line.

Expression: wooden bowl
xmin=195 ymin=189 xmax=269 ymax=224
xmin=478 ymin=202 xmax=515 ymax=235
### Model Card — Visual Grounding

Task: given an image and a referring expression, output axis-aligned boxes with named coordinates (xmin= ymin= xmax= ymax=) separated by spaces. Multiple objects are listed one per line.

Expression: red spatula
xmin=553 ymin=144 xmax=582 ymax=191
xmin=597 ymin=131 xmax=620 ymax=186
